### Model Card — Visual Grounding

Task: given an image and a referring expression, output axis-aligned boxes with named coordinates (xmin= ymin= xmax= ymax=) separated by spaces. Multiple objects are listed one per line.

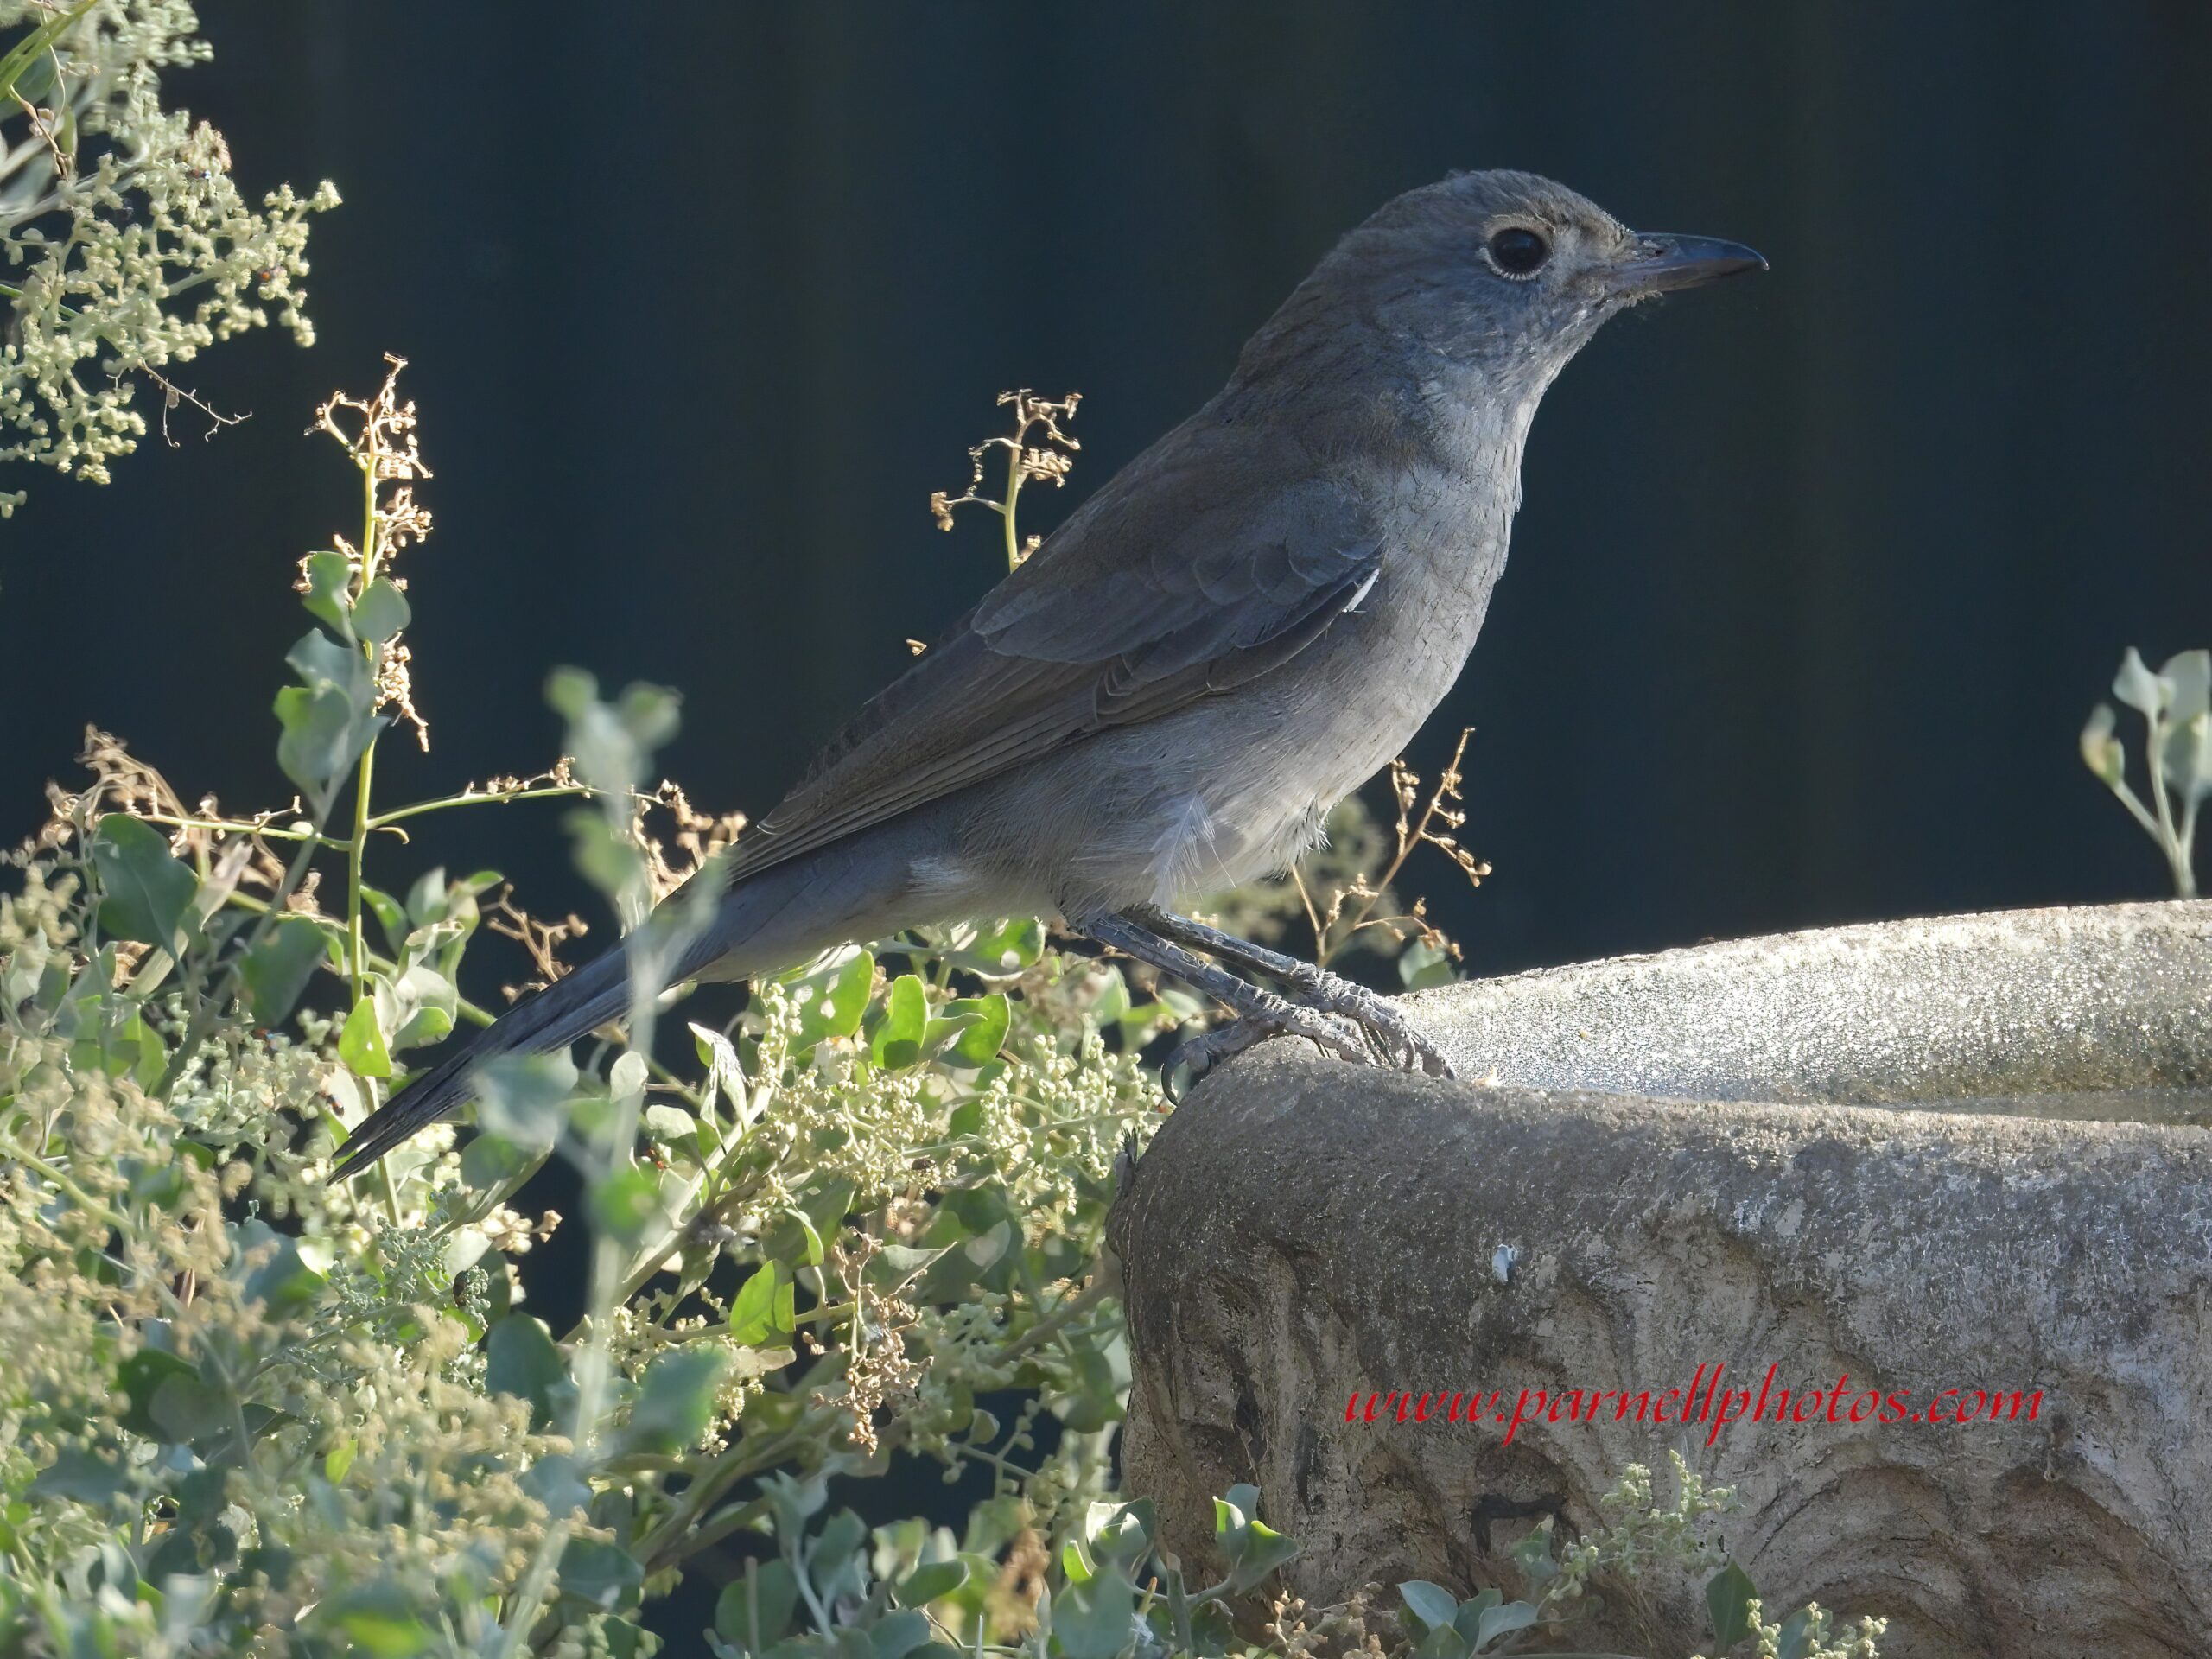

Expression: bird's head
xmin=1243 ymin=169 xmax=1763 ymax=412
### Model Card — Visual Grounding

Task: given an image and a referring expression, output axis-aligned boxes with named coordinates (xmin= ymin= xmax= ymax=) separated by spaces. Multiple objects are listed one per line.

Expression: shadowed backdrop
xmin=7 ymin=1 xmax=2209 ymax=984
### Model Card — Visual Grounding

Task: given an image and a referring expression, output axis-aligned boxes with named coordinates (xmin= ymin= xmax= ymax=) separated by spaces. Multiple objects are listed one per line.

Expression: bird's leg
xmin=1128 ymin=905 xmax=1457 ymax=1079
xmin=1078 ymin=912 xmax=1370 ymax=1080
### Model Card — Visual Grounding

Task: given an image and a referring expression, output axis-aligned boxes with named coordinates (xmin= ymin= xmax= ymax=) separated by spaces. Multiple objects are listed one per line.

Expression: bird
xmin=330 ymin=169 xmax=1762 ymax=1180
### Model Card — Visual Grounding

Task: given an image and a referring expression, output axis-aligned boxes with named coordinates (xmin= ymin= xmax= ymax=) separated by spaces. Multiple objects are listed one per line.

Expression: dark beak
xmin=1614 ymin=232 xmax=1767 ymax=296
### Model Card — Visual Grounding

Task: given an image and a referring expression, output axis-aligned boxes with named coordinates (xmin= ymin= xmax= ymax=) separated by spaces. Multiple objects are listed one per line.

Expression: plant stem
xmin=1000 ymin=419 xmax=1028 ymax=571
xmin=2144 ymin=710 xmax=2187 ymax=894
xmin=346 ymin=449 xmax=380 ymax=1006
xmin=346 ymin=745 xmax=375 ymax=1003
xmin=0 ymin=0 xmax=98 ymax=105
xmin=369 ymin=781 xmax=595 ymax=828
xmin=133 ymin=811 xmax=326 ymax=842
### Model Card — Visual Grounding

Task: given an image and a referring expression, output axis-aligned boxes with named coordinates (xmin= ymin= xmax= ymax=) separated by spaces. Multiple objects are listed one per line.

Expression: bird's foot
xmin=1297 ymin=972 xmax=1456 ymax=1078
xmin=1166 ymin=1001 xmax=1367 ymax=1101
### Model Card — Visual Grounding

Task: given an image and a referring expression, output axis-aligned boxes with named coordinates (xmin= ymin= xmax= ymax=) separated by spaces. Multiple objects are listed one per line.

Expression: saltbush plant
xmin=0 ymin=358 xmax=1882 ymax=1656
xmin=2082 ymin=646 xmax=2209 ymax=899
xmin=0 ymin=0 xmax=336 ymax=514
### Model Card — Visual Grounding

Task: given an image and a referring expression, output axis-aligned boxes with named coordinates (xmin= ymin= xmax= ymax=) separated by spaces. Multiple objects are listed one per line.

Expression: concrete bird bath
xmin=1109 ymin=899 xmax=2212 ymax=1659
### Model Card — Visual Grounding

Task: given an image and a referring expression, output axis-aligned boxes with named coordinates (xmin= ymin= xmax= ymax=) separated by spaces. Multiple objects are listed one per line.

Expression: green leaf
xmin=2164 ymin=649 xmax=2211 ymax=723
xmin=591 ymin=1163 xmax=665 ymax=1246
xmin=729 ymin=1262 xmax=796 ymax=1347
xmin=1450 ymin=1589 xmax=1502 ymax=1649
xmin=486 ymin=1316 xmax=565 ymax=1429
xmin=1510 ymin=1519 xmax=1559 ymax=1588
xmin=461 ymin=1133 xmax=535 ymax=1191
xmin=566 ymin=811 xmax=645 ymax=906
xmin=475 ymin=1052 xmax=580 ymax=1152
xmin=786 ymin=1205 xmax=826 ymax=1267
xmin=353 ymin=577 xmax=411 ymax=644
xmin=938 ymin=993 xmax=1010 ymax=1067
xmin=522 ymin=1452 xmax=590 ymax=1519
xmin=1052 ymin=1566 xmax=1138 ymax=1659
xmin=962 ymin=1496 xmax=1026 ymax=1558
xmin=691 ymin=1020 xmax=750 ymax=1119
xmin=29 ymin=1445 xmax=130 ymax=1505
xmin=118 ymin=1349 xmax=198 ymax=1440
xmin=338 ymin=996 xmax=391 ymax=1078
xmin=896 ymin=1560 xmax=969 ymax=1607
xmin=614 ymin=682 xmax=683 ymax=751
xmin=2081 ymin=703 xmax=2126 ymax=788
xmin=625 ymin=1346 xmax=728 ymax=1455
xmin=1397 ymin=937 xmax=1459 ymax=991
xmin=309 ymin=1585 xmax=437 ymax=1656
xmin=1226 ymin=1517 xmax=1298 ymax=1592
xmin=811 ymin=1509 xmax=869 ymax=1605
xmin=2158 ymin=651 xmax=2212 ymax=801
xmin=1091 ymin=966 xmax=1132 ymax=1025
xmin=298 ymin=550 xmax=353 ymax=632
xmin=953 ymin=917 xmax=1046 ymax=974
xmin=779 ymin=948 xmax=875 ymax=1053
xmin=1706 ymin=1562 xmax=1757 ymax=1649
xmin=715 ymin=1560 xmax=800 ymax=1649
xmin=390 ymin=962 xmax=458 ymax=1049
xmin=2113 ymin=646 xmax=2171 ymax=718
xmin=550 ymin=670 xmax=683 ymax=796
xmin=1084 ymin=1498 xmax=1154 ymax=1571
xmin=392 ymin=1003 xmax=453 ymax=1051
xmin=558 ymin=1535 xmax=645 ymax=1611
xmin=644 ymin=1102 xmax=700 ymax=1160
xmin=1061 ymin=1536 xmax=1093 ymax=1584
xmin=149 ymin=1371 xmax=231 ymax=1444
xmin=276 ymin=630 xmax=382 ymax=795
xmin=1469 ymin=1599 xmax=1537 ymax=1653
xmin=234 ymin=1219 xmax=326 ymax=1313
xmin=89 ymin=816 xmax=198 ymax=950
xmin=869 ymin=1610 xmax=931 ymax=1659
xmin=2175 ymin=711 xmax=2212 ymax=804
xmin=241 ymin=917 xmax=330 ymax=1026
xmin=544 ymin=665 xmax=597 ymax=721
xmin=864 ymin=1241 xmax=950 ymax=1292
xmin=1398 ymin=1582 xmax=1459 ymax=1635
xmin=359 ymin=884 xmax=409 ymax=949
xmin=0 ymin=0 xmax=100 ymax=109
xmin=870 ymin=974 xmax=930 ymax=1068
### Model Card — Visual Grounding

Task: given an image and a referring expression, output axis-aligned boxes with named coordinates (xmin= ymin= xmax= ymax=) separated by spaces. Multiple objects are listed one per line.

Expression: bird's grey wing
xmin=719 ymin=451 xmax=1382 ymax=887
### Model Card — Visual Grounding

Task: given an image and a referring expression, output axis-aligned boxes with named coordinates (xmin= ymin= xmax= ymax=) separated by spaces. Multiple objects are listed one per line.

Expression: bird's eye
xmin=1486 ymin=226 xmax=1550 ymax=277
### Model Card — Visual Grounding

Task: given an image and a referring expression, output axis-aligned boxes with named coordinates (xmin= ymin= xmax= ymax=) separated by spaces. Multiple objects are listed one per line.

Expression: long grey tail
xmin=326 ymin=823 xmax=937 ymax=1182
xmin=327 ymin=943 xmax=640 ymax=1181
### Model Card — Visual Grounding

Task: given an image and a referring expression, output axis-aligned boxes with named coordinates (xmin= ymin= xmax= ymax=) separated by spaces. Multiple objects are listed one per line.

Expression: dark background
xmin=7 ymin=4 xmax=2211 ymax=969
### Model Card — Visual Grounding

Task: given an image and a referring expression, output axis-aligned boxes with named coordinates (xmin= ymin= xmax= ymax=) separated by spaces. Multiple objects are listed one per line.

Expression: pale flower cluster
xmin=0 ymin=0 xmax=339 ymax=512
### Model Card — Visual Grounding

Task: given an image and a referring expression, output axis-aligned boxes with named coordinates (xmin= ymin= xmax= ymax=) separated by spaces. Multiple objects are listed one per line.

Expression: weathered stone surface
xmin=1109 ymin=901 xmax=2212 ymax=1659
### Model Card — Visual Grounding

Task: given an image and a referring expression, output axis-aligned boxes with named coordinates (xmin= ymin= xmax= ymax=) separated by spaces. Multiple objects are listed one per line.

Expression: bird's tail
xmin=327 ymin=943 xmax=638 ymax=1181
xmin=326 ymin=823 xmax=944 ymax=1182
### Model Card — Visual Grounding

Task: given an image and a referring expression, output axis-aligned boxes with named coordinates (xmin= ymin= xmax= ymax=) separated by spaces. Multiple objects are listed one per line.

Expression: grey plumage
xmin=329 ymin=169 xmax=1760 ymax=1179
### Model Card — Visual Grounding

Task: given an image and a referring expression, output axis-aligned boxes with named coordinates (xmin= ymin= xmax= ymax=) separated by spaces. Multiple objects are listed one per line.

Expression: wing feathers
xmin=719 ymin=434 xmax=1385 ymax=892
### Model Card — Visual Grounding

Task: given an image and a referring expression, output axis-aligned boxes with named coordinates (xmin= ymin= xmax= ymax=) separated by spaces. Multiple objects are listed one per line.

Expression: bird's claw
xmin=1275 ymin=963 xmax=1456 ymax=1079
xmin=1166 ymin=1003 xmax=1367 ymax=1101
xmin=1328 ymin=990 xmax=1457 ymax=1078
xmin=1162 ymin=984 xmax=1455 ymax=1101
